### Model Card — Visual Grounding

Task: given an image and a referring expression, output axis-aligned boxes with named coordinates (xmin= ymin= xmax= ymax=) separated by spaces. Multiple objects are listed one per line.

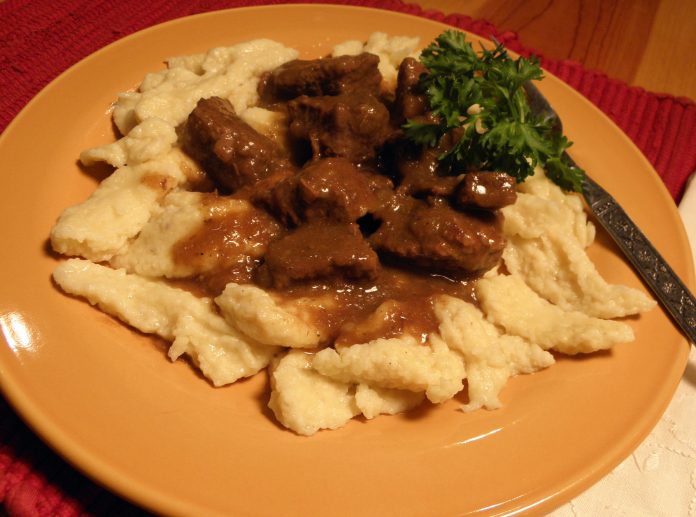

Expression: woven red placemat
xmin=0 ymin=1 xmax=694 ymax=515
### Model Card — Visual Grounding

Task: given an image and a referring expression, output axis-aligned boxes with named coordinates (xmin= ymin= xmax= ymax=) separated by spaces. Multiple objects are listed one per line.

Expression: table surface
xmin=416 ymin=0 xmax=696 ymax=101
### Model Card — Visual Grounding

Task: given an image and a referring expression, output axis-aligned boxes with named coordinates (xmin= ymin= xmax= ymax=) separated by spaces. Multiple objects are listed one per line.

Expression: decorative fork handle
xmin=580 ymin=169 xmax=696 ymax=344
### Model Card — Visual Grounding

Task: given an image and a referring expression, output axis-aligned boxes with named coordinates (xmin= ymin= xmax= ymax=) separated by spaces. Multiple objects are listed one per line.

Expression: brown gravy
xmin=273 ymin=265 xmax=475 ymax=346
xmin=170 ymin=201 xmax=474 ymax=347
xmin=141 ymin=173 xmax=177 ymax=192
xmin=167 ymin=156 xmax=484 ymax=347
xmin=171 ymin=194 xmax=283 ymax=293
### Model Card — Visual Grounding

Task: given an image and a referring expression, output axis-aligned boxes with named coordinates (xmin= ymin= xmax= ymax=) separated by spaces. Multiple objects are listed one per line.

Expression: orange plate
xmin=0 ymin=5 xmax=692 ymax=516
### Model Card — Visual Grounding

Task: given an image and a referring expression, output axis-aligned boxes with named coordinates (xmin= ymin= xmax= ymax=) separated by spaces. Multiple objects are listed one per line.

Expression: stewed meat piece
xmin=261 ymin=221 xmax=380 ymax=288
xmin=259 ymin=158 xmax=393 ymax=225
xmin=392 ymin=57 xmax=429 ymax=124
xmin=287 ymin=91 xmax=391 ymax=163
xmin=180 ymin=96 xmax=290 ymax=193
xmin=370 ymin=196 xmax=506 ymax=275
xmin=231 ymin=168 xmax=296 ymax=204
xmin=260 ymin=53 xmax=382 ymax=101
xmin=395 ymin=142 xmax=461 ymax=197
xmin=393 ymin=128 xmax=466 ymax=197
xmin=454 ymin=172 xmax=518 ymax=210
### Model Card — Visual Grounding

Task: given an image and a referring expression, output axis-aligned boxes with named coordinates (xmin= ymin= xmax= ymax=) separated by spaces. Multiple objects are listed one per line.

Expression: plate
xmin=0 ymin=5 xmax=692 ymax=516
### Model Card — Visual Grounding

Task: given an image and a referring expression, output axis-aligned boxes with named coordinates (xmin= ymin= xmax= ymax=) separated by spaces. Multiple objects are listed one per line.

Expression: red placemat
xmin=0 ymin=1 xmax=694 ymax=515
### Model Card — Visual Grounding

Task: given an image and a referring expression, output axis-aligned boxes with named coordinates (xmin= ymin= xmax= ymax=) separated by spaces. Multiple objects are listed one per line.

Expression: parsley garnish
xmin=403 ymin=30 xmax=584 ymax=192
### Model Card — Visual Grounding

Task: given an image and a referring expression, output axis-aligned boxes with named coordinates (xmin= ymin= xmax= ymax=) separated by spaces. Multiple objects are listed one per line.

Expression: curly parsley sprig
xmin=403 ymin=30 xmax=584 ymax=192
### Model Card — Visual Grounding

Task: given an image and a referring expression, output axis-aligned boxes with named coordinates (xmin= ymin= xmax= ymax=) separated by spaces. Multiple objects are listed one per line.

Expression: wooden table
xmin=414 ymin=0 xmax=696 ymax=100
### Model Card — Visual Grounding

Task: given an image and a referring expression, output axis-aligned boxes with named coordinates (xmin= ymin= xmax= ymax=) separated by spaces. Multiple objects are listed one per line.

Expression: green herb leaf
xmin=403 ymin=30 xmax=585 ymax=192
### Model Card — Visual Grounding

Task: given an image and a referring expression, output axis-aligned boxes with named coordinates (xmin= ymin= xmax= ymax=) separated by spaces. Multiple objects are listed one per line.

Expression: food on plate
xmin=53 ymin=258 xmax=277 ymax=386
xmin=50 ymin=31 xmax=655 ymax=435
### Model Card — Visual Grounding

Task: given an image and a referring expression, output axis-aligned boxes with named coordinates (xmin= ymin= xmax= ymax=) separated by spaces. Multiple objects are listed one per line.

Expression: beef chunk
xmin=261 ymin=222 xmax=380 ymax=288
xmin=180 ymin=97 xmax=289 ymax=192
xmin=395 ymin=143 xmax=461 ymax=197
xmin=394 ymin=128 xmax=466 ymax=197
xmin=231 ymin=167 xmax=295 ymax=204
xmin=392 ymin=57 xmax=428 ymax=125
xmin=297 ymin=159 xmax=393 ymax=222
xmin=260 ymin=53 xmax=382 ymax=101
xmin=250 ymin=172 xmax=299 ymax=226
xmin=259 ymin=158 xmax=393 ymax=225
xmin=370 ymin=196 xmax=505 ymax=274
xmin=287 ymin=91 xmax=391 ymax=163
xmin=454 ymin=172 xmax=517 ymax=210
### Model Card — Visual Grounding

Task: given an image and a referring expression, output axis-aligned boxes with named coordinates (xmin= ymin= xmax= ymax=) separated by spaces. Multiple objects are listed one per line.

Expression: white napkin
xmin=550 ymin=174 xmax=696 ymax=516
